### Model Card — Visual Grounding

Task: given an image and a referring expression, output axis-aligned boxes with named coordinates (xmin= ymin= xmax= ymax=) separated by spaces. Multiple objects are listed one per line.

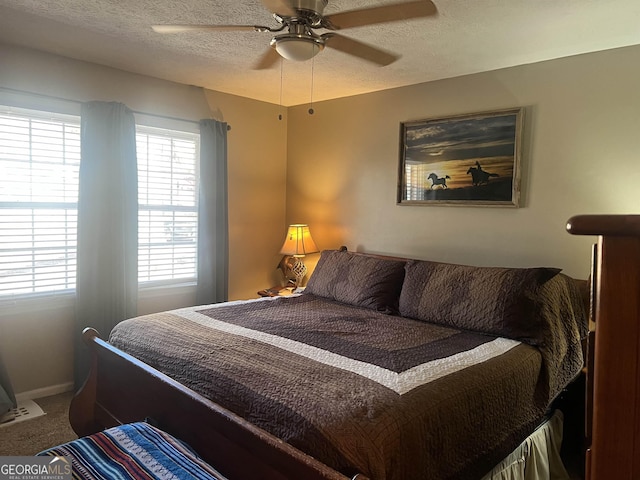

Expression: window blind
xmin=0 ymin=107 xmax=81 ymax=297
xmin=136 ymin=126 xmax=199 ymax=285
xmin=0 ymin=107 xmax=200 ymax=297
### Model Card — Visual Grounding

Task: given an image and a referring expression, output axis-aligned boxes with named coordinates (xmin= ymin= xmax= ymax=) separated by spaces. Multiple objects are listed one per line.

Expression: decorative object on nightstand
xmin=258 ymin=286 xmax=294 ymax=297
xmin=279 ymin=224 xmax=319 ymax=288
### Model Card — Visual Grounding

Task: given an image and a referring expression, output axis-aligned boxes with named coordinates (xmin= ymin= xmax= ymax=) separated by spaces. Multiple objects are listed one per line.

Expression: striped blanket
xmin=38 ymin=422 xmax=227 ymax=480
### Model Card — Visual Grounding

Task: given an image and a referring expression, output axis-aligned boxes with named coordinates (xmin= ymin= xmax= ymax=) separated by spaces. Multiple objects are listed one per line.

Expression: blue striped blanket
xmin=38 ymin=422 xmax=227 ymax=480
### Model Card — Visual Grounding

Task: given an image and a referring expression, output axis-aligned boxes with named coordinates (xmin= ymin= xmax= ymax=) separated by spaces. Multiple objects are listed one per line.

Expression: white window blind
xmin=0 ymin=107 xmax=81 ymax=297
xmin=136 ymin=125 xmax=199 ymax=286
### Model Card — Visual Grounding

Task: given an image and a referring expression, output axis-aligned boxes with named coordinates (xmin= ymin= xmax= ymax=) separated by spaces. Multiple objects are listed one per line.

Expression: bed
xmin=70 ymin=248 xmax=588 ymax=480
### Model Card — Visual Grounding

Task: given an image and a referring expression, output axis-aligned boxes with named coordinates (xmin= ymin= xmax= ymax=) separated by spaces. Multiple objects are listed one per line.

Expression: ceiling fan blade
xmin=152 ymin=24 xmax=267 ymax=33
xmin=260 ymin=0 xmax=296 ymax=16
xmin=323 ymin=33 xmax=399 ymax=66
xmin=323 ymin=0 xmax=437 ymax=30
xmin=253 ymin=47 xmax=281 ymax=70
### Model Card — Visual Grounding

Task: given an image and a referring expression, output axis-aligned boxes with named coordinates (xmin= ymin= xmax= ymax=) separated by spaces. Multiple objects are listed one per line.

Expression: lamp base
xmin=280 ymin=255 xmax=308 ymax=288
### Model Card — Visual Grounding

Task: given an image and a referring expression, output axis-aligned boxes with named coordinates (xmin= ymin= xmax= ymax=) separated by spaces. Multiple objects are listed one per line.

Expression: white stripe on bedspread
xmin=177 ymin=306 xmax=520 ymax=395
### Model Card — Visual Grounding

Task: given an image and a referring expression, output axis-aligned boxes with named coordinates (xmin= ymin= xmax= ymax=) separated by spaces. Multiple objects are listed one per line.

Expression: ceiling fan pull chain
xmin=278 ymin=57 xmax=284 ymax=121
xmin=308 ymin=55 xmax=315 ymax=115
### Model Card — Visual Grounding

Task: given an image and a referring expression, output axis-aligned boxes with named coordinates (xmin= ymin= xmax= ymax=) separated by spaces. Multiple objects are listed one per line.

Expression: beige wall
xmin=202 ymin=89 xmax=290 ymax=297
xmin=286 ymin=45 xmax=640 ymax=280
xmin=0 ymin=45 xmax=287 ymax=394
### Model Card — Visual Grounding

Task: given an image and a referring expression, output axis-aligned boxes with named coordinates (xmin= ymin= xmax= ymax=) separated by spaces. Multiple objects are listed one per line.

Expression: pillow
xmin=304 ymin=249 xmax=406 ymax=313
xmin=398 ymin=259 xmax=561 ymax=343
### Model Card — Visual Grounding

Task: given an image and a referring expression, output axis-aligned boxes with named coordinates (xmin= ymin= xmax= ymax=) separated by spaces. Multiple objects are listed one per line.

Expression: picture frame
xmin=397 ymin=107 xmax=524 ymax=207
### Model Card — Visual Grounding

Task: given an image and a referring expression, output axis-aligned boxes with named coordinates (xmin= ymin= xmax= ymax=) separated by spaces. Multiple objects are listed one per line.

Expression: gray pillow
xmin=305 ymin=250 xmax=406 ymax=313
xmin=398 ymin=259 xmax=561 ymax=343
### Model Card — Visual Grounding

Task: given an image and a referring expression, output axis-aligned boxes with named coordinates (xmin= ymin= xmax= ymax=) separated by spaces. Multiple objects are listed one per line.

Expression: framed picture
xmin=397 ymin=107 xmax=524 ymax=207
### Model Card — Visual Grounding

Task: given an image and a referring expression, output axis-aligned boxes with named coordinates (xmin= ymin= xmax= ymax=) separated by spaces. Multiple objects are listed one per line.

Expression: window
xmin=136 ymin=126 xmax=199 ymax=286
xmin=0 ymin=106 xmax=199 ymax=299
xmin=0 ymin=107 xmax=81 ymax=297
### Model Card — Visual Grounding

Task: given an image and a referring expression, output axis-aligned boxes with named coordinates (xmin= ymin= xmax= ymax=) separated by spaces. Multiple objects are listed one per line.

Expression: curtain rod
xmin=0 ymin=86 xmax=231 ymax=130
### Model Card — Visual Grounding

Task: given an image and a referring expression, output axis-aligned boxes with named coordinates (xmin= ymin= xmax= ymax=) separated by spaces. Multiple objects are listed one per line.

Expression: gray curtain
xmin=74 ymin=101 xmax=138 ymax=388
xmin=196 ymin=119 xmax=229 ymax=305
xmin=0 ymin=350 xmax=16 ymax=419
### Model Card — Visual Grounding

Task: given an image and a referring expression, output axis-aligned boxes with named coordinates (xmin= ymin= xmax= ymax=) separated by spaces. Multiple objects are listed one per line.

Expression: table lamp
xmin=279 ymin=224 xmax=319 ymax=288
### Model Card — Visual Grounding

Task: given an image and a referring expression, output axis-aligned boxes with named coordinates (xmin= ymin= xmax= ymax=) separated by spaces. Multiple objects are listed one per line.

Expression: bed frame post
xmin=68 ymin=328 xmax=102 ymax=437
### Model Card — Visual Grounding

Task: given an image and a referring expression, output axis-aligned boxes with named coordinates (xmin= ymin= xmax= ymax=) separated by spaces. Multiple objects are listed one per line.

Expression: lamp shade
xmin=280 ymin=224 xmax=319 ymax=257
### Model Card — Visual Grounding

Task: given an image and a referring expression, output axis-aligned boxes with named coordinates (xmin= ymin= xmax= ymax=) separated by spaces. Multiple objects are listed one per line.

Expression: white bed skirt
xmin=481 ymin=410 xmax=570 ymax=480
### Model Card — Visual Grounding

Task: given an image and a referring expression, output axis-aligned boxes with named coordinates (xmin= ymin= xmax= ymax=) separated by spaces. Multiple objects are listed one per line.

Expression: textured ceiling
xmin=1 ymin=0 xmax=640 ymax=106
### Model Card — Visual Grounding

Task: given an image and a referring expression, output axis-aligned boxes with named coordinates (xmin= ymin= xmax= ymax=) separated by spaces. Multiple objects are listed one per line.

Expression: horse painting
xmin=466 ymin=161 xmax=499 ymax=186
xmin=428 ymin=173 xmax=450 ymax=189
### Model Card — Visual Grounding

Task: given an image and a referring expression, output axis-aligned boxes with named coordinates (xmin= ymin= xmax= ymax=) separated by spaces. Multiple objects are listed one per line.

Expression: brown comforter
xmin=109 ymin=281 xmax=585 ymax=480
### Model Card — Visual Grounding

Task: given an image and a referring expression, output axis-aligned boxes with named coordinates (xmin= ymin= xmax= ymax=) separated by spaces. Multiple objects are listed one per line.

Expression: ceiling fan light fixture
xmin=273 ymin=35 xmax=324 ymax=61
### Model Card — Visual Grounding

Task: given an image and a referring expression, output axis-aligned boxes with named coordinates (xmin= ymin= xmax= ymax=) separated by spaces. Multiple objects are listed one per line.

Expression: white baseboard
xmin=15 ymin=382 xmax=74 ymax=402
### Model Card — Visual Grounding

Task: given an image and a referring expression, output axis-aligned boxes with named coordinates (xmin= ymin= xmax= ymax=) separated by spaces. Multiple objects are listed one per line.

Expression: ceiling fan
xmin=152 ymin=0 xmax=437 ymax=69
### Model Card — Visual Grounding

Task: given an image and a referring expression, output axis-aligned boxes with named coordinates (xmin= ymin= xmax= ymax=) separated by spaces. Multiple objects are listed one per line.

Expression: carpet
xmin=0 ymin=391 xmax=77 ymax=455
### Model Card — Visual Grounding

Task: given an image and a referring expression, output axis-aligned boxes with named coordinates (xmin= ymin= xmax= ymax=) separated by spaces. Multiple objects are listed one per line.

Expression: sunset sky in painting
xmin=402 ymin=112 xmax=518 ymax=192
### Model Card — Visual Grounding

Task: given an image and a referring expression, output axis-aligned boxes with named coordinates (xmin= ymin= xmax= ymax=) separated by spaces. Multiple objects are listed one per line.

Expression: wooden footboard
xmin=70 ymin=328 xmax=364 ymax=480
